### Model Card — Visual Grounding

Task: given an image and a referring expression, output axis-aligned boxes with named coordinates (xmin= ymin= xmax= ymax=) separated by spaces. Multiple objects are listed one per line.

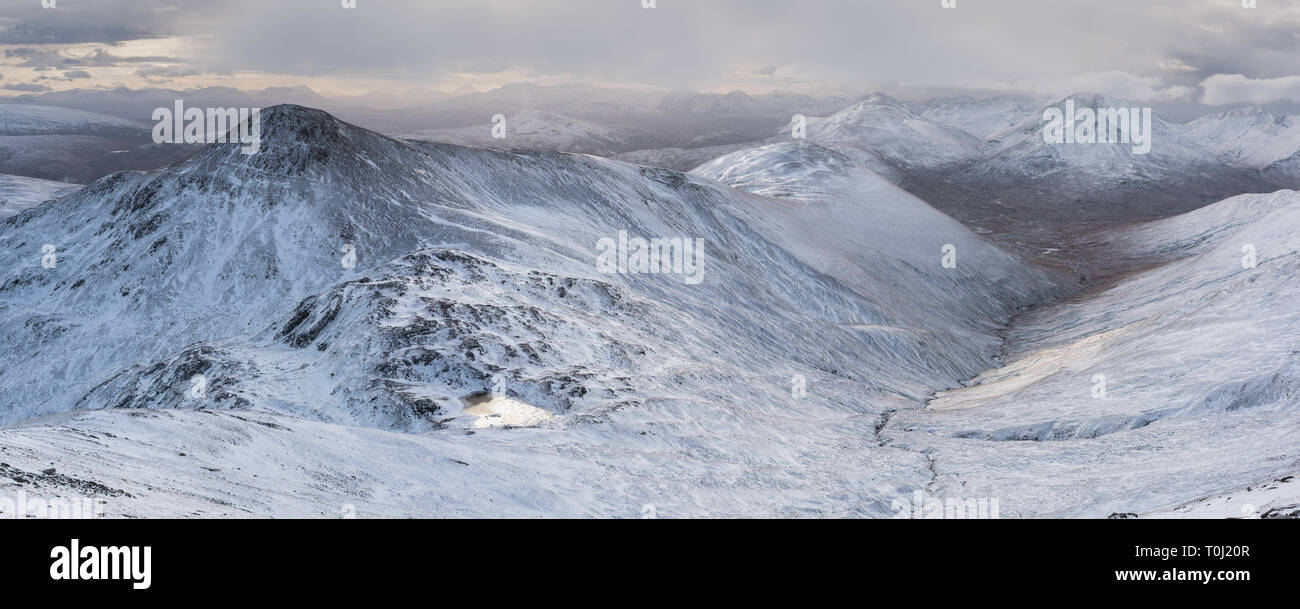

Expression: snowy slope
xmin=614 ymin=142 xmax=756 ymax=172
xmin=1264 ymin=149 xmax=1300 ymax=183
xmin=0 ymin=174 xmax=79 ymax=218
xmin=885 ymin=190 xmax=1300 ymax=517
xmin=1143 ymin=475 xmax=1299 ymax=519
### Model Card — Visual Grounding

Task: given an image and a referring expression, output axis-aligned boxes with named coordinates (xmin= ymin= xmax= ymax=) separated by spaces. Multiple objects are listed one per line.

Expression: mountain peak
xmin=1050 ymin=92 xmax=1136 ymax=109
xmin=195 ymin=104 xmax=391 ymax=175
xmin=1210 ymin=105 xmax=1276 ymax=122
xmin=256 ymin=104 xmax=345 ymax=141
xmin=834 ymin=93 xmax=915 ymax=120
xmin=858 ymin=92 xmax=906 ymax=107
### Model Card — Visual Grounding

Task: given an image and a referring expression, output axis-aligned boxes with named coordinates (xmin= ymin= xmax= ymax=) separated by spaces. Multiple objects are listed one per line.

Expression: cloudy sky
xmin=2 ymin=0 xmax=1300 ymax=108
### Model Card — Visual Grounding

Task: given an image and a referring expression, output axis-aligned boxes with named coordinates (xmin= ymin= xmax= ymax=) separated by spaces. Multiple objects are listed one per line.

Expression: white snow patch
xmin=462 ymin=394 xmax=555 ymax=429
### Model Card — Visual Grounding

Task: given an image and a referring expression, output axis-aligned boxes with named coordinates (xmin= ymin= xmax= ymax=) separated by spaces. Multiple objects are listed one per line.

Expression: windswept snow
xmin=0 ymin=174 xmax=79 ymax=218
xmin=1144 ymin=475 xmax=1299 ymax=519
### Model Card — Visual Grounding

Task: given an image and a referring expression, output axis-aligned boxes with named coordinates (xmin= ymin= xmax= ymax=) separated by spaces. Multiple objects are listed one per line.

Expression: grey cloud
xmin=1201 ymin=74 xmax=1300 ymax=105
xmin=5 ymin=48 xmax=67 ymax=68
xmin=3 ymin=82 xmax=52 ymax=92
xmin=0 ymin=23 xmax=158 ymax=45
xmin=0 ymin=0 xmax=221 ymax=45
xmin=167 ymin=0 xmax=1300 ymax=97
xmin=134 ymin=64 xmax=223 ymax=84
xmin=3 ymin=48 xmax=179 ymax=69
xmin=1 ymin=0 xmax=1298 ymax=103
xmin=74 ymin=49 xmax=177 ymax=66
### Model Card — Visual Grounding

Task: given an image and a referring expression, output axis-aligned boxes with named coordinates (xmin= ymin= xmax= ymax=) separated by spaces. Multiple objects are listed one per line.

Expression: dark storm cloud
xmin=0 ymin=0 xmax=219 ymax=45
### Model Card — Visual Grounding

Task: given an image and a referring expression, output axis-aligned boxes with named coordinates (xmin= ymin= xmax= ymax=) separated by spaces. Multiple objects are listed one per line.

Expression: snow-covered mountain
xmin=978 ymin=93 xmax=1209 ymax=182
xmin=0 ymin=106 xmax=464 ymax=422
xmin=1183 ymin=106 xmax=1300 ymax=169
xmin=0 ymin=174 xmax=79 ymax=218
xmin=876 ymin=94 xmax=1286 ymax=276
xmin=4 ymin=106 xmax=1054 ymax=426
xmin=912 ymin=94 xmax=1051 ymax=140
xmin=789 ymin=93 xmax=988 ymax=180
xmin=747 ymin=93 xmax=1295 ymax=259
xmin=3 ymin=95 xmax=1298 ymax=519
xmin=0 ymin=105 xmax=1065 ymax=516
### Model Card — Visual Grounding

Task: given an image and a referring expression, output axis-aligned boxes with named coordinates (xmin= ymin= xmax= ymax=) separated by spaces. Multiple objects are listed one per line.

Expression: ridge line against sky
xmin=2 ymin=0 xmax=1300 ymax=111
